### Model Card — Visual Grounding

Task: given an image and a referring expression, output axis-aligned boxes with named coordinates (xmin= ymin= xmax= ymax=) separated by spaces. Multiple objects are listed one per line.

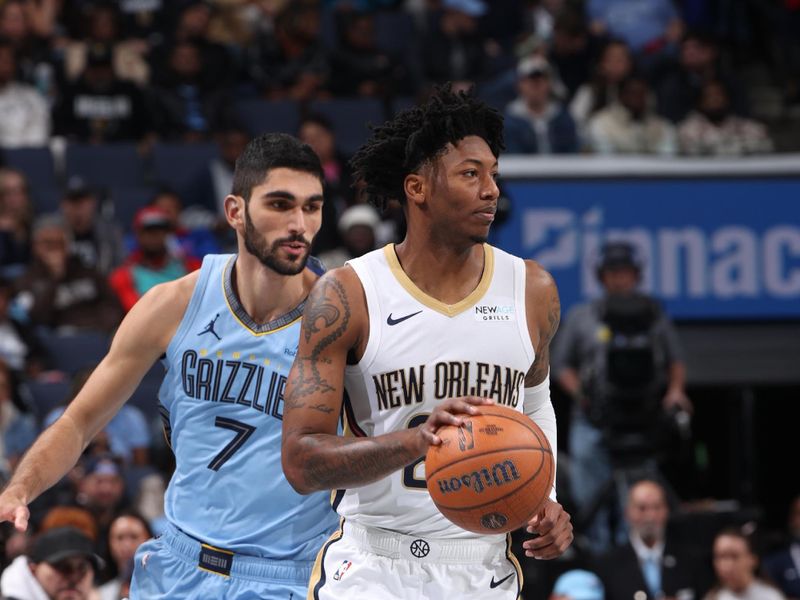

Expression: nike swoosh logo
xmin=386 ymin=310 xmax=422 ymax=326
xmin=489 ymin=573 xmax=514 ymax=589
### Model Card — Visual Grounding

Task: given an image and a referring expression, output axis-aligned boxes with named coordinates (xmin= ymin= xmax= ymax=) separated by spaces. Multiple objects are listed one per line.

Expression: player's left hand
xmin=522 ymin=499 xmax=573 ymax=559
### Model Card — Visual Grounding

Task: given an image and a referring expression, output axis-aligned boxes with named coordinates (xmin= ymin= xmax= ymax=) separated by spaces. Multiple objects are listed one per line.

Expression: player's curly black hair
xmin=350 ymin=85 xmax=505 ymax=211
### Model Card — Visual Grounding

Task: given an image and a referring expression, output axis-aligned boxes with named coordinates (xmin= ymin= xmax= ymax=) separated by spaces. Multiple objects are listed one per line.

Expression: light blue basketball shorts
xmin=130 ymin=523 xmax=313 ymax=600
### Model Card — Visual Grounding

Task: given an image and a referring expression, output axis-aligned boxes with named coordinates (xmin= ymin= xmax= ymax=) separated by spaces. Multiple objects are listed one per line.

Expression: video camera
xmin=587 ymin=292 xmax=670 ymax=462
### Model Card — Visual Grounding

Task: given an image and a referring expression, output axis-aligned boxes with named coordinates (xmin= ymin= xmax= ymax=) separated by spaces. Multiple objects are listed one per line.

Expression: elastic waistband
xmin=161 ymin=524 xmax=313 ymax=582
xmin=343 ymin=521 xmax=505 ymax=564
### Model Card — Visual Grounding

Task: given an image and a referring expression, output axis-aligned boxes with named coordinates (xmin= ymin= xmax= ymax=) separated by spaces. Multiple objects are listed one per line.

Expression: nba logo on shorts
xmin=333 ymin=560 xmax=352 ymax=581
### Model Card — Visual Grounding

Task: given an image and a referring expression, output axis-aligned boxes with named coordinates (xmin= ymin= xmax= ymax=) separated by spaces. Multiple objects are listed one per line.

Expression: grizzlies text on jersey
xmin=159 ymin=254 xmax=338 ymax=558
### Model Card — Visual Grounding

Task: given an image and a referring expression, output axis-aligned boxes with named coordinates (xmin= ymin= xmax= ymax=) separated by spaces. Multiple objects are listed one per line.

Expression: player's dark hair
xmin=231 ymin=133 xmax=324 ymax=201
xmin=350 ymin=84 xmax=505 ymax=211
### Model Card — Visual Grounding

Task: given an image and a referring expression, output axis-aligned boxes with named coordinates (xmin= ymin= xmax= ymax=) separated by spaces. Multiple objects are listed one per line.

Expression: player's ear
xmin=224 ymin=194 xmax=245 ymax=229
xmin=404 ymin=173 xmax=426 ymax=208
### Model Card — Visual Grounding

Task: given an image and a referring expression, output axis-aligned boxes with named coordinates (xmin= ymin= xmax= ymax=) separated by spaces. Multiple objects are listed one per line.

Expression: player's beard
xmin=243 ymin=203 xmax=311 ymax=275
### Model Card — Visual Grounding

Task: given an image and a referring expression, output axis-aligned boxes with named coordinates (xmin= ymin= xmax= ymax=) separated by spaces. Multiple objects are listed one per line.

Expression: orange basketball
xmin=425 ymin=404 xmax=554 ymax=534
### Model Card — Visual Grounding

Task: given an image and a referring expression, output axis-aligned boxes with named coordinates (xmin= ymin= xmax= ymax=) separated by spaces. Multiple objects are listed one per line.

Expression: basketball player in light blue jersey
xmin=0 ymin=133 xmax=339 ymax=599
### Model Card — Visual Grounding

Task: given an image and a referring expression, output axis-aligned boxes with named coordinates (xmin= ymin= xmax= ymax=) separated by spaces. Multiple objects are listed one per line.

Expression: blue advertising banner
xmin=493 ymin=178 xmax=800 ymax=319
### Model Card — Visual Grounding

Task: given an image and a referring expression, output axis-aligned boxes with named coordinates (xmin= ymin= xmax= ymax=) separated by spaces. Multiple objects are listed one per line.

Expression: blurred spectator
xmin=570 ymin=40 xmax=633 ymax=134
xmin=0 ymin=359 xmax=37 ymax=477
xmin=0 ymin=39 xmax=50 ymax=147
xmin=189 ymin=126 xmax=250 ymax=215
xmin=148 ymin=40 xmax=235 ymax=141
xmin=678 ymin=81 xmax=773 ymax=156
xmin=522 ymin=0 xmax=567 ymax=48
xmin=328 ymin=11 xmax=414 ymax=98
xmin=99 ymin=511 xmax=152 ymax=600
xmin=0 ymin=527 xmax=102 ymax=600
xmin=504 ymin=56 xmax=579 ymax=154
xmin=53 ymin=43 xmax=153 ymax=144
xmin=75 ymin=456 xmax=129 ymax=559
xmin=656 ymin=32 xmax=748 ymax=123
xmin=547 ymin=10 xmax=595 ymax=102
xmin=763 ymin=494 xmax=800 ymax=599
xmin=587 ymin=74 xmax=678 ymax=155
xmin=149 ymin=188 xmax=221 ymax=260
xmin=60 ymin=177 xmax=125 ymax=276
xmin=298 ymin=113 xmax=353 ymax=253
xmin=0 ymin=168 xmax=33 ymax=275
xmin=150 ymin=1 xmax=234 ymax=89
xmin=109 ymin=206 xmax=201 ymax=312
xmin=421 ymin=0 xmax=490 ymax=87
xmin=592 ymin=479 xmax=711 ymax=600
xmin=0 ymin=0 xmax=56 ymax=90
xmin=12 ymin=214 xmax=123 ymax=334
xmin=704 ymin=528 xmax=786 ymax=600
xmin=39 ymin=506 xmax=99 ymax=543
xmin=44 ymin=367 xmax=150 ymax=467
xmin=62 ymin=3 xmax=150 ymax=86
xmin=587 ymin=0 xmax=684 ymax=63
xmin=0 ymin=279 xmax=48 ymax=375
xmin=243 ymin=1 xmax=328 ymax=100
xmin=550 ymin=569 xmax=605 ymax=600
xmin=551 ymin=241 xmax=690 ymax=552
xmin=319 ymin=204 xmax=380 ymax=269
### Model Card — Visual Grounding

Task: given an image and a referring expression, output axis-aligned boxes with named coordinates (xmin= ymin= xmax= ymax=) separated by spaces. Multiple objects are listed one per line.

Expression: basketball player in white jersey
xmin=282 ymin=86 xmax=573 ymax=599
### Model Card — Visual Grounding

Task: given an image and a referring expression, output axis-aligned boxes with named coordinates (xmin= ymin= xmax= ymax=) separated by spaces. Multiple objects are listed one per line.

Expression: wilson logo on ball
xmin=435 ymin=460 xmax=521 ymax=495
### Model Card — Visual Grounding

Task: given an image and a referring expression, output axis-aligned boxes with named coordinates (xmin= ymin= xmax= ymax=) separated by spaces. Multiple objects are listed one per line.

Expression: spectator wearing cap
xmin=59 ymin=177 xmax=125 ymax=276
xmin=551 ymin=241 xmax=689 ymax=553
xmin=0 ymin=38 xmax=49 ymax=148
xmin=52 ymin=42 xmax=153 ymax=144
xmin=319 ymin=204 xmax=381 ymax=269
xmin=551 ymin=569 xmax=605 ymax=600
xmin=504 ymin=55 xmax=579 ymax=154
xmin=74 ymin=456 xmax=130 ymax=566
xmin=109 ymin=207 xmax=201 ymax=312
xmin=0 ymin=526 xmax=102 ymax=600
xmin=12 ymin=214 xmax=123 ymax=334
xmin=587 ymin=74 xmax=678 ymax=155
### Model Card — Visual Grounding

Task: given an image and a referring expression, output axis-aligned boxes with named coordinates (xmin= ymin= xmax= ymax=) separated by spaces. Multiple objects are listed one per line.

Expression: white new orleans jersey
xmin=335 ymin=244 xmax=535 ymax=540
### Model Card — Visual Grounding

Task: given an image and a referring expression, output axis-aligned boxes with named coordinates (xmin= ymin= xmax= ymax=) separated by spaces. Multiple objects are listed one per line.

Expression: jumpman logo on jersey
xmin=198 ymin=314 xmax=222 ymax=341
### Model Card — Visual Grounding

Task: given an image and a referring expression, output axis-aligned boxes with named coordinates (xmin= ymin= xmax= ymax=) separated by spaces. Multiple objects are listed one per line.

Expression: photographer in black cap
xmin=551 ymin=241 xmax=691 ymax=554
xmin=0 ymin=526 xmax=103 ymax=600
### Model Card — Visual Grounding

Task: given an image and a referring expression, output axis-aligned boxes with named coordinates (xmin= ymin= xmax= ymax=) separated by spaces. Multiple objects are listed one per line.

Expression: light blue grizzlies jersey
xmin=158 ymin=254 xmax=337 ymax=560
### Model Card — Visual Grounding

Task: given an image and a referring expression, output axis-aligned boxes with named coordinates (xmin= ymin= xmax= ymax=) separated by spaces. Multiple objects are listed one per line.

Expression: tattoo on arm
xmin=301 ymin=435 xmax=420 ymax=490
xmin=526 ymin=284 xmax=561 ymax=387
xmin=286 ymin=277 xmax=351 ymax=410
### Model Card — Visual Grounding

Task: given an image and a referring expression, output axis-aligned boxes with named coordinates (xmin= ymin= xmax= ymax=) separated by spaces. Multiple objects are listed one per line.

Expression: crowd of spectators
xmin=0 ymin=0 xmax=795 ymax=154
xmin=0 ymin=1 xmax=798 ymax=599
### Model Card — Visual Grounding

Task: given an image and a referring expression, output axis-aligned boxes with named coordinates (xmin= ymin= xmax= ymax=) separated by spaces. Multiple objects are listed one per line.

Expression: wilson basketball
xmin=425 ymin=404 xmax=554 ymax=534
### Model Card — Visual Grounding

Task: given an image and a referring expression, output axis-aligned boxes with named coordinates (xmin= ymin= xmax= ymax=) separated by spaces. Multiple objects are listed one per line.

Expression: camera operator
xmin=551 ymin=241 xmax=692 ymax=554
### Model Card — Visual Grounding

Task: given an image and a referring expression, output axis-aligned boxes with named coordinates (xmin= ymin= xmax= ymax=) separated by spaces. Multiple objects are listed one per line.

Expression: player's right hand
xmin=0 ymin=488 xmax=31 ymax=532
xmin=415 ymin=396 xmax=494 ymax=452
